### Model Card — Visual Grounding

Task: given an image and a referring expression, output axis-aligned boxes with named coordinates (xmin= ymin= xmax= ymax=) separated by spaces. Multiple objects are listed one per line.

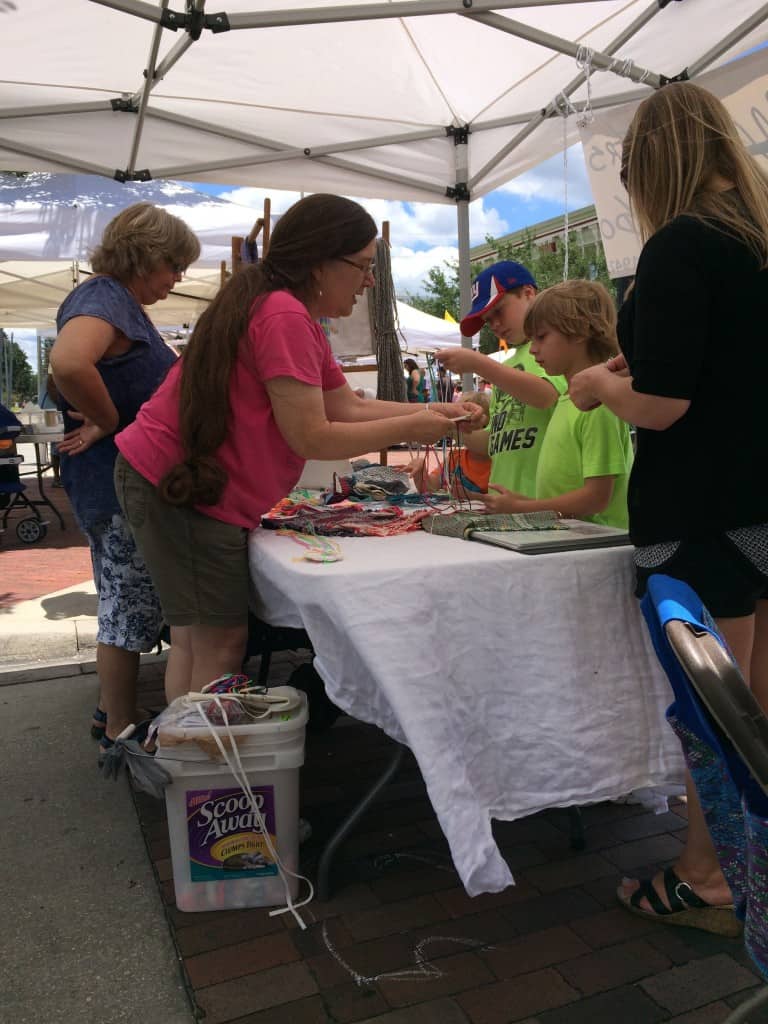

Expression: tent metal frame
xmin=3 ymin=0 xmax=768 ymax=327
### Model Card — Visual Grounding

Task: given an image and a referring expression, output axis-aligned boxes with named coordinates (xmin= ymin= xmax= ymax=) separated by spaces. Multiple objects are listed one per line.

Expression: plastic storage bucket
xmin=156 ymin=690 xmax=308 ymax=913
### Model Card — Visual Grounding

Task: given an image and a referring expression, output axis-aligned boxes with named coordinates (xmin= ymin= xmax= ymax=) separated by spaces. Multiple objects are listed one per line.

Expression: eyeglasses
xmin=167 ymin=260 xmax=187 ymax=275
xmin=337 ymin=256 xmax=376 ymax=277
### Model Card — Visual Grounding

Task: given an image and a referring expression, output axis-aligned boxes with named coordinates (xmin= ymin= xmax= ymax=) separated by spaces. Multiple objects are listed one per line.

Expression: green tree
xmin=495 ymin=228 xmax=615 ymax=297
xmin=0 ymin=330 xmax=37 ymax=406
xmin=403 ymin=263 xmax=460 ymax=322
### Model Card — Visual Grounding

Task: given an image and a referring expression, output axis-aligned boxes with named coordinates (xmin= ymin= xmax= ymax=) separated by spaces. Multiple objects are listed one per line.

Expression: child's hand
xmin=433 ymin=348 xmax=480 ymax=374
xmin=405 ymin=455 xmax=426 ymax=477
xmin=477 ymin=484 xmax=528 ymax=514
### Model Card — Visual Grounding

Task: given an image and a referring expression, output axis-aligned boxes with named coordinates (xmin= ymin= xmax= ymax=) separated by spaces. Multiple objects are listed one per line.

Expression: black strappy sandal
xmin=618 ymin=866 xmax=742 ymax=937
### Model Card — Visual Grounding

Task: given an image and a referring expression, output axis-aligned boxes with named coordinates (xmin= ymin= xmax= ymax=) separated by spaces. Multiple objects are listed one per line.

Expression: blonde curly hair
xmin=90 ymin=202 xmax=201 ymax=282
xmin=523 ymin=280 xmax=618 ymax=364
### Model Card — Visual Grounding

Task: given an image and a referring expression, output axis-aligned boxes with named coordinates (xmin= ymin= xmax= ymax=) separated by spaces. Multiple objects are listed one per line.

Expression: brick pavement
xmin=0 ymin=473 xmax=91 ymax=608
xmin=129 ymin=657 xmax=767 ymax=1024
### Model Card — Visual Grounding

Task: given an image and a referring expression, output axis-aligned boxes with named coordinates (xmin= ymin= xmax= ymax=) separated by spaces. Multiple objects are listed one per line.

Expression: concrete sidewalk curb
xmin=0 ymin=650 xmax=168 ymax=686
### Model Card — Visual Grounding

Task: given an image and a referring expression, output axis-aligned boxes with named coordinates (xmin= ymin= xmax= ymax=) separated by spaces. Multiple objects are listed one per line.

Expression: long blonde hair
xmin=622 ymin=82 xmax=768 ymax=266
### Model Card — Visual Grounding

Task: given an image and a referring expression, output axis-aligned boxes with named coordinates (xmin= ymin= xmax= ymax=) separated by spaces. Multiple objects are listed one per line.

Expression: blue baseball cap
xmin=459 ymin=260 xmax=537 ymax=337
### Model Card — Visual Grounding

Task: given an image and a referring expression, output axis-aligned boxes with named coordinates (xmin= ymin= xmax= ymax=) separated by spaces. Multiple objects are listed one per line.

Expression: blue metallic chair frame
xmin=642 ymin=574 xmax=768 ymax=1023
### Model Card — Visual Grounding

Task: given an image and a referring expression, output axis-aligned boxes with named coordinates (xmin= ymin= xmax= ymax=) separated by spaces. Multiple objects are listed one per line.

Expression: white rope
xmin=575 ymin=46 xmax=595 ymax=129
xmin=194 ymin=697 xmax=314 ymax=928
xmin=556 ymin=92 xmax=577 ymax=281
xmin=606 ymin=55 xmax=651 ymax=85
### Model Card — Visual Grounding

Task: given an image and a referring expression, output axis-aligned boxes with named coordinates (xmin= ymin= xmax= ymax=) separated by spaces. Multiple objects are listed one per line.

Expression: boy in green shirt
xmin=475 ymin=279 xmax=633 ymax=529
xmin=435 ymin=261 xmax=566 ymax=500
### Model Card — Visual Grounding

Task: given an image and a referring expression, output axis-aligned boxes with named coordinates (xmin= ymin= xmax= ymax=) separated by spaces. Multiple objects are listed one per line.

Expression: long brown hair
xmin=159 ymin=194 xmax=377 ymax=507
xmin=622 ymin=82 xmax=768 ymax=266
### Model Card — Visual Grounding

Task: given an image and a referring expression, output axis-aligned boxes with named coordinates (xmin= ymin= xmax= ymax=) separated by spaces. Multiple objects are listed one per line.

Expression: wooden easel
xmin=222 ymin=197 xmax=272 ymax=285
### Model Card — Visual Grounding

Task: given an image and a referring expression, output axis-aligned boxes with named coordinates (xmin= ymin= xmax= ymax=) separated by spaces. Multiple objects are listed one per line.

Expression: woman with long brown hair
xmin=114 ymin=194 xmax=480 ymax=701
xmin=570 ymin=82 xmax=768 ymax=935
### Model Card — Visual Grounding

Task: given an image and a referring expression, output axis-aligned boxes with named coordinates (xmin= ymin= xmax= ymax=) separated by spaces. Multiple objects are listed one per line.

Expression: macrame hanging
xmin=368 ymin=237 xmax=407 ymax=402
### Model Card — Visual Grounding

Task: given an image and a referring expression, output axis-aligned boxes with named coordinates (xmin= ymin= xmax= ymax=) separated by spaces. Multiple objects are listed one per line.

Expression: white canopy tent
xmin=0 ymin=260 xmax=222 ymax=330
xmin=395 ymin=300 xmax=461 ymax=352
xmin=0 ymin=171 xmax=263 ymax=328
xmin=1 ymin=0 xmax=767 ymax=320
xmin=0 ymin=172 xmax=263 ymax=266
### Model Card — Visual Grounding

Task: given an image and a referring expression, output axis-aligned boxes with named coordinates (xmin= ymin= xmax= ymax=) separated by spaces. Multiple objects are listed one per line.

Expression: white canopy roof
xmin=1 ymin=1 xmax=766 ymax=202
xmin=2 ymin=0 xmax=767 ymax=322
xmin=0 ymin=172 xmax=260 ymax=266
xmin=0 ymin=260 xmax=221 ymax=329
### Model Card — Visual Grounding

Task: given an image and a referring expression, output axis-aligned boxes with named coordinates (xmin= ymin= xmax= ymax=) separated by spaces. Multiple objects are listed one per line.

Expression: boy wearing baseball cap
xmin=435 ymin=261 xmax=566 ymax=504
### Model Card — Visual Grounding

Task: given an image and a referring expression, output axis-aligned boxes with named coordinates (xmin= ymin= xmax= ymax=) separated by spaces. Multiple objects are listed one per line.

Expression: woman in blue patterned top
xmin=49 ymin=202 xmax=200 ymax=755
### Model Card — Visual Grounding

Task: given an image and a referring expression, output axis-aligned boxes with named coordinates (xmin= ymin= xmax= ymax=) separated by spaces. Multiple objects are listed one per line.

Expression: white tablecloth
xmin=249 ymin=528 xmax=684 ymax=896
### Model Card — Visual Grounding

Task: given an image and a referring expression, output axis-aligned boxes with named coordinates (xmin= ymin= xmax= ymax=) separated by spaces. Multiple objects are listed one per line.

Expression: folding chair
xmin=641 ymin=574 xmax=768 ymax=1023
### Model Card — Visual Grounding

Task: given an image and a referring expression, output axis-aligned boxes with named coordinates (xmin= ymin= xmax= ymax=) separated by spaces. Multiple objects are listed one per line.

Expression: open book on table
xmin=469 ymin=518 xmax=630 ymax=555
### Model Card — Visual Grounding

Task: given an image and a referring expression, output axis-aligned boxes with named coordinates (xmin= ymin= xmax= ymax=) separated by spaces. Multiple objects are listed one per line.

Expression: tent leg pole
xmin=454 ymin=136 xmax=473 ymax=393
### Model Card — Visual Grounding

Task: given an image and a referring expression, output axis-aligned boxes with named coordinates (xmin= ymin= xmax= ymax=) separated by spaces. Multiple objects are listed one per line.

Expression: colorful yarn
xmin=279 ymin=530 xmax=343 ymax=562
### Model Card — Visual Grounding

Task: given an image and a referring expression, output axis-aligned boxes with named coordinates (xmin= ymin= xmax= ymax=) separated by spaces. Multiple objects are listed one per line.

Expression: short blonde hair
xmin=90 ymin=202 xmax=201 ymax=282
xmin=524 ymin=280 xmax=618 ymax=363
xmin=622 ymin=82 xmax=768 ymax=266
xmin=461 ymin=389 xmax=490 ymax=417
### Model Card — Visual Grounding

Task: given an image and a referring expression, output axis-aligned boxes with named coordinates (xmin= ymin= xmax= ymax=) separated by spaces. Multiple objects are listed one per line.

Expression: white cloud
xmin=498 ymin=145 xmax=593 ymax=208
xmin=216 ymin=188 xmax=508 ymax=295
xmin=357 ymin=197 xmax=507 ymax=249
xmin=216 ymin=186 xmax=303 ymax=212
xmin=391 ymin=245 xmax=458 ymax=298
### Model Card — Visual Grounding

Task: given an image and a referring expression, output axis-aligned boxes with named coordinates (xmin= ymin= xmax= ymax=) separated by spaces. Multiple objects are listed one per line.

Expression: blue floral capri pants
xmin=86 ymin=513 xmax=164 ymax=652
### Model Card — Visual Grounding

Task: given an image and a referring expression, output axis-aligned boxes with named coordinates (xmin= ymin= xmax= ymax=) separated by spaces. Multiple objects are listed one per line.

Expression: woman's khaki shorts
xmin=114 ymin=452 xmax=249 ymax=627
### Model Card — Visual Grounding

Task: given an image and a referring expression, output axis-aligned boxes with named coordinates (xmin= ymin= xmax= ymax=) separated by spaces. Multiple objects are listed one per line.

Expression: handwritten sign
xmin=579 ymin=49 xmax=768 ymax=279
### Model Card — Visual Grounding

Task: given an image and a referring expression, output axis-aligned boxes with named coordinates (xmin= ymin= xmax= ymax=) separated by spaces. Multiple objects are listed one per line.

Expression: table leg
xmin=316 ymin=742 xmax=406 ymax=901
xmin=33 ymin=441 xmax=65 ymax=530
xmin=568 ymin=806 xmax=586 ymax=850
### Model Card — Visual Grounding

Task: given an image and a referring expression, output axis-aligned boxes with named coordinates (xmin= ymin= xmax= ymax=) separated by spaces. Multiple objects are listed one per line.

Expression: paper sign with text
xmin=579 ymin=50 xmax=768 ymax=279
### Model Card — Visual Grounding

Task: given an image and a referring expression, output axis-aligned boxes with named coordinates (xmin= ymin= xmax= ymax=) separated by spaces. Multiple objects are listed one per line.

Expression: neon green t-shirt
xmin=487 ymin=344 xmax=567 ymax=497
xmin=535 ymin=394 xmax=634 ymax=529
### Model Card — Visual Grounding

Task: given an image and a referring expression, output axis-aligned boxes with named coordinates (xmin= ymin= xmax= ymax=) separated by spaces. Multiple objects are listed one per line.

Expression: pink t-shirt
xmin=115 ymin=290 xmax=346 ymax=528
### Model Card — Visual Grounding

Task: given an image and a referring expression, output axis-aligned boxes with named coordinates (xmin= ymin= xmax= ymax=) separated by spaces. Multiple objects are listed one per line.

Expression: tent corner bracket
xmin=446 ymin=183 xmax=470 ymax=202
xmin=113 ymin=169 xmax=153 ymax=183
xmin=205 ymin=12 xmax=231 ymax=34
xmin=446 ymin=125 xmax=471 ymax=146
xmin=659 ymin=68 xmax=690 ymax=87
xmin=111 ymin=97 xmax=139 ymax=114
xmin=157 ymin=7 xmax=230 ymax=37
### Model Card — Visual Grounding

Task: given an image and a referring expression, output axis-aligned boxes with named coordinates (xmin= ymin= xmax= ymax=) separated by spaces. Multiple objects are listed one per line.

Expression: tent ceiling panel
xmin=1 ymin=0 xmax=766 ymax=202
xmin=0 ymin=262 xmax=221 ymax=329
xmin=0 ymin=172 xmax=262 ymax=265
